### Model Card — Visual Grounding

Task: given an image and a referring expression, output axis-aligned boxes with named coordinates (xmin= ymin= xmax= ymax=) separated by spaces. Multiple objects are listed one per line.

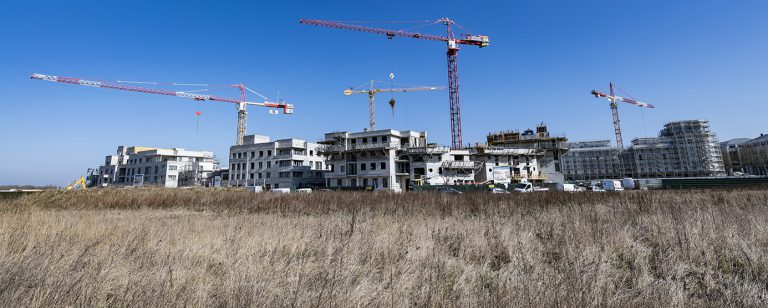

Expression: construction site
xmin=26 ymin=18 xmax=768 ymax=193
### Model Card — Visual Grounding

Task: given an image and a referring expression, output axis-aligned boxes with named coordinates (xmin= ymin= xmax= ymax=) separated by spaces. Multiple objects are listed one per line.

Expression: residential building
xmin=98 ymin=146 xmax=219 ymax=188
xmin=485 ymin=123 xmax=569 ymax=183
xmin=228 ymin=135 xmax=327 ymax=190
xmin=734 ymin=134 xmax=768 ymax=176
xmin=561 ymin=140 xmax=622 ymax=181
xmin=319 ymin=129 xmax=427 ymax=191
xmin=720 ymin=138 xmax=751 ymax=175
xmin=561 ymin=119 xmax=726 ymax=180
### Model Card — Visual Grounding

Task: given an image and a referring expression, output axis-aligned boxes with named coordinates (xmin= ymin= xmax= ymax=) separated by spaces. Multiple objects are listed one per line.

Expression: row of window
xmin=230 ymin=161 xmax=324 ymax=171
xmin=331 ymin=177 xmax=389 ymax=188
xmin=232 ymin=149 xmax=317 ymax=160
xmin=350 ymin=136 xmax=388 ymax=144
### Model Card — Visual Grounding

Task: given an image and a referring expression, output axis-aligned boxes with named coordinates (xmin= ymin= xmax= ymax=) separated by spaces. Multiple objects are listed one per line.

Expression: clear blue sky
xmin=1 ymin=0 xmax=766 ymax=186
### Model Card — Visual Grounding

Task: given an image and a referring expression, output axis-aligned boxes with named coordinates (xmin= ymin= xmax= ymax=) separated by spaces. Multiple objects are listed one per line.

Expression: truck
xmin=513 ymin=182 xmax=550 ymax=193
xmin=601 ymin=180 xmax=624 ymax=191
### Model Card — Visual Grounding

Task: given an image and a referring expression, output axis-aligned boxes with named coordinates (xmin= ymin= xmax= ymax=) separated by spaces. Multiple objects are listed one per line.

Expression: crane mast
xmin=31 ymin=73 xmax=294 ymax=145
xmin=300 ymin=18 xmax=489 ymax=149
xmin=591 ymin=82 xmax=655 ymax=150
xmin=343 ymin=80 xmax=446 ymax=130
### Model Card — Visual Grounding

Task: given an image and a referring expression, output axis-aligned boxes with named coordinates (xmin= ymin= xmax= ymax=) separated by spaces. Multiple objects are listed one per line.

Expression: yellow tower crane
xmin=343 ymin=80 xmax=446 ymax=130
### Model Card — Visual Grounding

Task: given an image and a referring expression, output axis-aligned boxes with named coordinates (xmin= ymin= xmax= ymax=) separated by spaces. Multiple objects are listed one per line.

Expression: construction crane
xmin=591 ymin=82 xmax=655 ymax=150
xmin=300 ymin=18 xmax=489 ymax=149
xmin=343 ymin=80 xmax=446 ymax=130
xmin=31 ymin=73 xmax=294 ymax=145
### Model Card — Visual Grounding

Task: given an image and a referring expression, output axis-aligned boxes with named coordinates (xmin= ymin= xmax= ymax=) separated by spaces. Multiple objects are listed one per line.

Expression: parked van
xmin=602 ymin=180 xmax=624 ymax=191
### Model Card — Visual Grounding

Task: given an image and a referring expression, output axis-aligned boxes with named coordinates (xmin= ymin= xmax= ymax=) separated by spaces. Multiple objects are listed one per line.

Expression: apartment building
xmin=721 ymin=134 xmax=768 ymax=176
xmin=560 ymin=140 xmax=622 ymax=181
xmin=228 ymin=135 xmax=327 ymax=190
xmin=319 ymin=129 xmax=428 ymax=191
xmin=97 ymin=146 xmax=219 ymax=188
xmin=561 ymin=120 xmax=726 ymax=181
xmin=485 ymin=123 xmax=569 ymax=183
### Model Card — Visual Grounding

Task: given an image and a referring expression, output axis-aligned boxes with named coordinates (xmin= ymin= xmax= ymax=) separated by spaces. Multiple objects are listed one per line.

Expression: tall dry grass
xmin=1 ymin=188 xmax=768 ymax=306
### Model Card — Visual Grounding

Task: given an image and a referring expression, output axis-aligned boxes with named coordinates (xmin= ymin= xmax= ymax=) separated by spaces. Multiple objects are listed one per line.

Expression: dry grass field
xmin=2 ymin=188 xmax=768 ymax=306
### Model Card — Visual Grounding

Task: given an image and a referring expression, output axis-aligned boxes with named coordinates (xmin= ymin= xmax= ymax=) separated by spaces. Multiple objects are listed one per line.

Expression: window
xmin=258 ymin=173 xmax=262 ymax=179
xmin=361 ymin=163 xmax=367 ymax=171
xmin=363 ymin=178 xmax=368 ymax=186
xmin=251 ymin=151 xmax=255 ymax=158
xmin=362 ymin=137 xmax=368 ymax=143
xmin=372 ymin=178 xmax=378 ymax=187
xmin=259 ymin=162 xmax=263 ymax=169
xmin=169 ymin=165 xmax=177 ymax=171
xmin=259 ymin=151 xmax=264 ymax=157
xmin=267 ymin=162 xmax=272 ymax=168
xmin=337 ymin=179 xmax=342 ymax=186
xmin=382 ymin=178 xmax=388 ymax=188
xmin=381 ymin=136 xmax=387 ymax=142
xmin=268 ymin=150 xmax=272 ymax=156
xmin=168 ymin=175 xmax=177 ymax=180
xmin=266 ymin=172 xmax=271 ymax=178
xmin=309 ymin=150 xmax=313 ymax=156
xmin=372 ymin=136 xmax=377 ymax=143
xmin=250 ymin=162 xmax=255 ymax=170
xmin=370 ymin=163 xmax=376 ymax=170
xmin=250 ymin=174 xmax=255 ymax=179
xmin=341 ymin=166 xmax=345 ymax=172
xmin=293 ymin=171 xmax=303 ymax=178
xmin=279 ymin=172 xmax=290 ymax=178
xmin=237 ymin=153 xmax=242 ymax=159
xmin=380 ymin=162 xmax=386 ymax=170
xmin=316 ymin=162 xmax=322 ymax=169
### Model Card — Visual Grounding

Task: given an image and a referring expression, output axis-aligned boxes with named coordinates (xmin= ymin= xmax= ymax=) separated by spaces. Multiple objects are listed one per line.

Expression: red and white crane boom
xmin=31 ymin=73 xmax=294 ymax=145
xmin=300 ymin=18 xmax=489 ymax=149
xmin=591 ymin=83 xmax=654 ymax=150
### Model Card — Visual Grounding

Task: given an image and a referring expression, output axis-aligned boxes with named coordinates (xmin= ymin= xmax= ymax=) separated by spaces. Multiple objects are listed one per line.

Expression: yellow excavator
xmin=65 ymin=176 xmax=87 ymax=191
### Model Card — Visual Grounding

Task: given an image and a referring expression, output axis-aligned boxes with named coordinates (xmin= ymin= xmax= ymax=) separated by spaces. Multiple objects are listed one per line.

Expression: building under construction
xmin=484 ymin=123 xmax=569 ymax=183
xmin=561 ymin=119 xmax=725 ymax=181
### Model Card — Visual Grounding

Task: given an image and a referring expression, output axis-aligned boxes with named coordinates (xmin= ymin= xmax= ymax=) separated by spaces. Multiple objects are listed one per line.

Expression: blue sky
xmin=1 ymin=0 xmax=766 ymax=185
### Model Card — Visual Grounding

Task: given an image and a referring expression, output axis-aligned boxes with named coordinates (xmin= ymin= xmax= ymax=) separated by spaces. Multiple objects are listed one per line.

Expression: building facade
xmin=561 ymin=119 xmax=726 ymax=181
xmin=228 ymin=135 xmax=327 ymax=190
xmin=98 ymin=146 xmax=219 ymax=188
xmin=485 ymin=123 xmax=569 ymax=183
xmin=560 ymin=140 xmax=622 ymax=181
xmin=722 ymin=134 xmax=768 ymax=176
xmin=319 ymin=129 xmax=427 ymax=191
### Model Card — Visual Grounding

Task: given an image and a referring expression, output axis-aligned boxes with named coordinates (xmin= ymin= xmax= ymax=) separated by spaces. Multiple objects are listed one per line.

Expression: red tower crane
xmin=31 ymin=73 xmax=294 ymax=145
xmin=591 ymin=82 xmax=654 ymax=150
xmin=300 ymin=18 xmax=489 ymax=149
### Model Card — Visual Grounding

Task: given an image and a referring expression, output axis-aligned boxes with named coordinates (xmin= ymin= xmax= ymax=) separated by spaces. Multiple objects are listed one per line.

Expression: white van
xmin=602 ymin=180 xmax=624 ymax=191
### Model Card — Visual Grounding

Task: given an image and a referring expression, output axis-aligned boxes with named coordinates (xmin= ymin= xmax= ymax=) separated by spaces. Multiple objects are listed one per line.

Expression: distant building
xmin=561 ymin=119 xmax=725 ymax=181
xmin=228 ymin=135 xmax=327 ymax=190
xmin=98 ymin=146 xmax=219 ymax=188
xmin=720 ymin=138 xmax=751 ymax=175
xmin=560 ymin=140 xmax=622 ymax=181
xmin=485 ymin=123 xmax=569 ymax=183
xmin=724 ymin=134 xmax=768 ymax=176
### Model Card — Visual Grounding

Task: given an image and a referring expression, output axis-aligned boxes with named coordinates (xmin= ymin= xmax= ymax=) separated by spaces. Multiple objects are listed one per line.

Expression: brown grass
xmin=1 ymin=188 xmax=768 ymax=306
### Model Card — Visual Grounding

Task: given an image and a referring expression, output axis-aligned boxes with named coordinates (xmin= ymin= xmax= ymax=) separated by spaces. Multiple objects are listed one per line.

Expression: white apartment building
xmin=98 ymin=146 xmax=219 ymax=188
xmin=228 ymin=135 xmax=327 ymax=190
xmin=319 ymin=128 xmax=549 ymax=191
xmin=319 ymin=129 xmax=427 ymax=191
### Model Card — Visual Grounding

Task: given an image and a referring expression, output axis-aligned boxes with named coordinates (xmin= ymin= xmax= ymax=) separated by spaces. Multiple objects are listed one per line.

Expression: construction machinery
xmin=591 ymin=83 xmax=655 ymax=150
xmin=65 ymin=176 xmax=87 ymax=191
xmin=343 ymin=80 xmax=446 ymax=130
xmin=300 ymin=18 xmax=489 ymax=149
xmin=31 ymin=73 xmax=294 ymax=145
